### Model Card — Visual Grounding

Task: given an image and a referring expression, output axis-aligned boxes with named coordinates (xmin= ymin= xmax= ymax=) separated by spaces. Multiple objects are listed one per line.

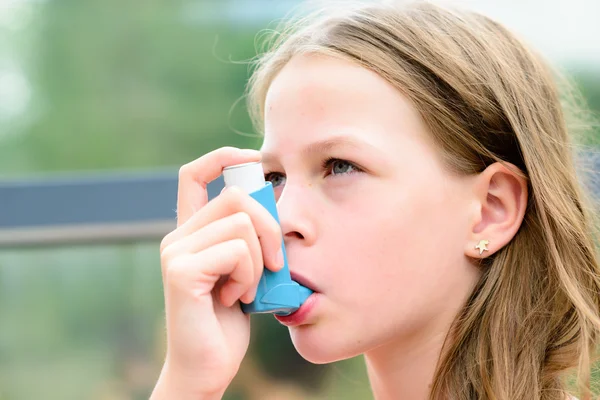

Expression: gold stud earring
xmin=475 ymin=239 xmax=489 ymax=255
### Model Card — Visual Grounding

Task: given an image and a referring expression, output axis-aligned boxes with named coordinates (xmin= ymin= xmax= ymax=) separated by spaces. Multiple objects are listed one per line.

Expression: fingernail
xmin=275 ymin=247 xmax=284 ymax=269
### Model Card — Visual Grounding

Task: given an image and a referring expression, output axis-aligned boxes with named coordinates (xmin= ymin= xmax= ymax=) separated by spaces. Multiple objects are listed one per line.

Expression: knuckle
xmin=231 ymin=211 xmax=253 ymax=232
xmin=223 ymin=185 xmax=245 ymax=204
xmin=160 ymin=245 xmax=174 ymax=266
xmin=160 ymin=232 xmax=180 ymax=262
xmin=230 ymin=238 xmax=249 ymax=257
xmin=159 ymin=231 xmax=174 ymax=253
xmin=164 ymin=256 xmax=185 ymax=282
xmin=178 ymin=163 xmax=191 ymax=179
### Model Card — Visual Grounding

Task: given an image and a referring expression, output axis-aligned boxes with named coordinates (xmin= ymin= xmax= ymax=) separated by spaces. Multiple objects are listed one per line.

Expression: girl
xmin=151 ymin=1 xmax=600 ymax=399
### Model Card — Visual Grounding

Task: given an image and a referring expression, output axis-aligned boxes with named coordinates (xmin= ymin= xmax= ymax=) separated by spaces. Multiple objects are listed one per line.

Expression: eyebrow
xmin=260 ymin=135 xmax=376 ymax=165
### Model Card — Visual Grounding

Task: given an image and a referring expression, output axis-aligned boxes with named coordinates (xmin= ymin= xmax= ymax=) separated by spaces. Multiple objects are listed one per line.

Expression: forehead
xmin=261 ymin=53 xmax=427 ymax=153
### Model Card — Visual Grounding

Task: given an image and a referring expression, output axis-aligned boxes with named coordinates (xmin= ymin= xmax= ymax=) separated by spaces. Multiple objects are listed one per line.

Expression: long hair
xmin=244 ymin=1 xmax=600 ymax=398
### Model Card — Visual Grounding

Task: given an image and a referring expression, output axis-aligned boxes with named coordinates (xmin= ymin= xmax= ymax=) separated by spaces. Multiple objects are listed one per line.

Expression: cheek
xmin=325 ymin=179 xmax=469 ymax=320
xmin=290 ymin=176 xmax=477 ymax=363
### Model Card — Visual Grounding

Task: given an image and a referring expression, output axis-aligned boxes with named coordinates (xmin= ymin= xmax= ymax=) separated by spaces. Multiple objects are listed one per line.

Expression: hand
xmin=151 ymin=147 xmax=284 ymax=399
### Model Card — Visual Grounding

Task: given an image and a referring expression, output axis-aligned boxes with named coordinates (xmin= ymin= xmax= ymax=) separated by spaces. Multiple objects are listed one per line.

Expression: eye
xmin=263 ymin=158 xmax=363 ymax=188
xmin=323 ymin=157 xmax=362 ymax=177
xmin=264 ymin=171 xmax=286 ymax=188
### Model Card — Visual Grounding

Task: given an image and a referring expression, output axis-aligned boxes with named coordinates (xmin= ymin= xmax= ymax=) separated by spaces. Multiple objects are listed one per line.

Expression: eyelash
xmin=264 ymin=157 xmax=363 ymax=186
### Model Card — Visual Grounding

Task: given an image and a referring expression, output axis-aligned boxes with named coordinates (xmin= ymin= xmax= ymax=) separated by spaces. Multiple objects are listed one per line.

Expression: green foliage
xmin=0 ymin=0 xmax=262 ymax=177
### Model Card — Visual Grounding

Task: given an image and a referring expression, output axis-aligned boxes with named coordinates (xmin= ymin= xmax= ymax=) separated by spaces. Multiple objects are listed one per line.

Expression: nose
xmin=276 ymin=182 xmax=317 ymax=246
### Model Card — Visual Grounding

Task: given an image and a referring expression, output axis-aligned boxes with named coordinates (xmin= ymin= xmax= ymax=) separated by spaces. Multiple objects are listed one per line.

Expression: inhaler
xmin=222 ymin=161 xmax=313 ymax=316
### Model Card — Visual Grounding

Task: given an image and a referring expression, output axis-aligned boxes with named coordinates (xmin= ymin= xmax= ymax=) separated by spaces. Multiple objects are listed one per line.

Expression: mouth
xmin=290 ymin=271 xmax=319 ymax=293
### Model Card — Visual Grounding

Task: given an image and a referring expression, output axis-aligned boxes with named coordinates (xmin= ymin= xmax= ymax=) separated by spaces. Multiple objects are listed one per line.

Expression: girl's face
xmin=260 ymin=53 xmax=482 ymax=363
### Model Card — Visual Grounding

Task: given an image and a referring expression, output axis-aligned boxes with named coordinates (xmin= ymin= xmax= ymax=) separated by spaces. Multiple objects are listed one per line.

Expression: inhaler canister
xmin=222 ymin=161 xmax=313 ymax=315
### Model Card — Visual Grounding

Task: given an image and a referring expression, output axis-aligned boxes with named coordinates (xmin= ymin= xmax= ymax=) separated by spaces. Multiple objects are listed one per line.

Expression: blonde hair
xmin=244 ymin=1 xmax=600 ymax=399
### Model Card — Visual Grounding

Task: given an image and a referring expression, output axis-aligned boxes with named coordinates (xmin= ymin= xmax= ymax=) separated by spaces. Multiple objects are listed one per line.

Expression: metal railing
xmin=0 ymin=168 xmax=224 ymax=247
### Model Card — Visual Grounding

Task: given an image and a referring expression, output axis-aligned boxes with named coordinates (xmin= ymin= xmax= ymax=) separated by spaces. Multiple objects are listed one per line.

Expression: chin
xmin=288 ymin=324 xmax=366 ymax=364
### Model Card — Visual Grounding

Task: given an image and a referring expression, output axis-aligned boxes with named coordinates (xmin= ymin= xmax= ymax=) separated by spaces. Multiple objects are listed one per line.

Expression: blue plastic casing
xmin=241 ymin=181 xmax=313 ymax=316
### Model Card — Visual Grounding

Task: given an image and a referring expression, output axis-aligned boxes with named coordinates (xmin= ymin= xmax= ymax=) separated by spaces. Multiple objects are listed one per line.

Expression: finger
xmin=169 ymin=186 xmax=284 ymax=272
xmin=166 ymin=239 xmax=255 ymax=308
xmin=161 ymin=212 xmax=264 ymax=296
xmin=176 ymin=147 xmax=261 ymax=227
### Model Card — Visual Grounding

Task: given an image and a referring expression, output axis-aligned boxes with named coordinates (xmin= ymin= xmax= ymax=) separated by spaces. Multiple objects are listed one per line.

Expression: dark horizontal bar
xmin=0 ymin=168 xmax=225 ymax=247
xmin=0 ymin=169 xmax=225 ymax=228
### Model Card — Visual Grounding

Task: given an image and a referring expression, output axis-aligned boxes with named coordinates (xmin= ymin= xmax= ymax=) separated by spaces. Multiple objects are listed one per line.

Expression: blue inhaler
xmin=222 ymin=161 xmax=313 ymax=316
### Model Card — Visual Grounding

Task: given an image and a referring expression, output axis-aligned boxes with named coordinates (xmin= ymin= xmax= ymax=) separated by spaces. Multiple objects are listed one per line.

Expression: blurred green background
xmin=0 ymin=0 xmax=598 ymax=399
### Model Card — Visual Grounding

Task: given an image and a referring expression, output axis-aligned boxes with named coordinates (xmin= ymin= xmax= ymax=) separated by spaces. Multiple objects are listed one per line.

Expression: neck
xmin=364 ymin=329 xmax=450 ymax=400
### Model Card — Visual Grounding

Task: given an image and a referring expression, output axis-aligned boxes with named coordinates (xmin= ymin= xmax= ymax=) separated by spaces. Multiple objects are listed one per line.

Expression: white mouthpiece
xmin=223 ymin=161 xmax=265 ymax=194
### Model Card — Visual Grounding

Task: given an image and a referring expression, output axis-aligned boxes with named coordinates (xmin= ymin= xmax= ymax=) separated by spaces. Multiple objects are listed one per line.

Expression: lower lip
xmin=274 ymin=293 xmax=319 ymax=326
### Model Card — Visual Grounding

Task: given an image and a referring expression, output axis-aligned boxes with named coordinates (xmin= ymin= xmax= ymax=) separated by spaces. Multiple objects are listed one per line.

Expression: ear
xmin=465 ymin=162 xmax=528 ymax=259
